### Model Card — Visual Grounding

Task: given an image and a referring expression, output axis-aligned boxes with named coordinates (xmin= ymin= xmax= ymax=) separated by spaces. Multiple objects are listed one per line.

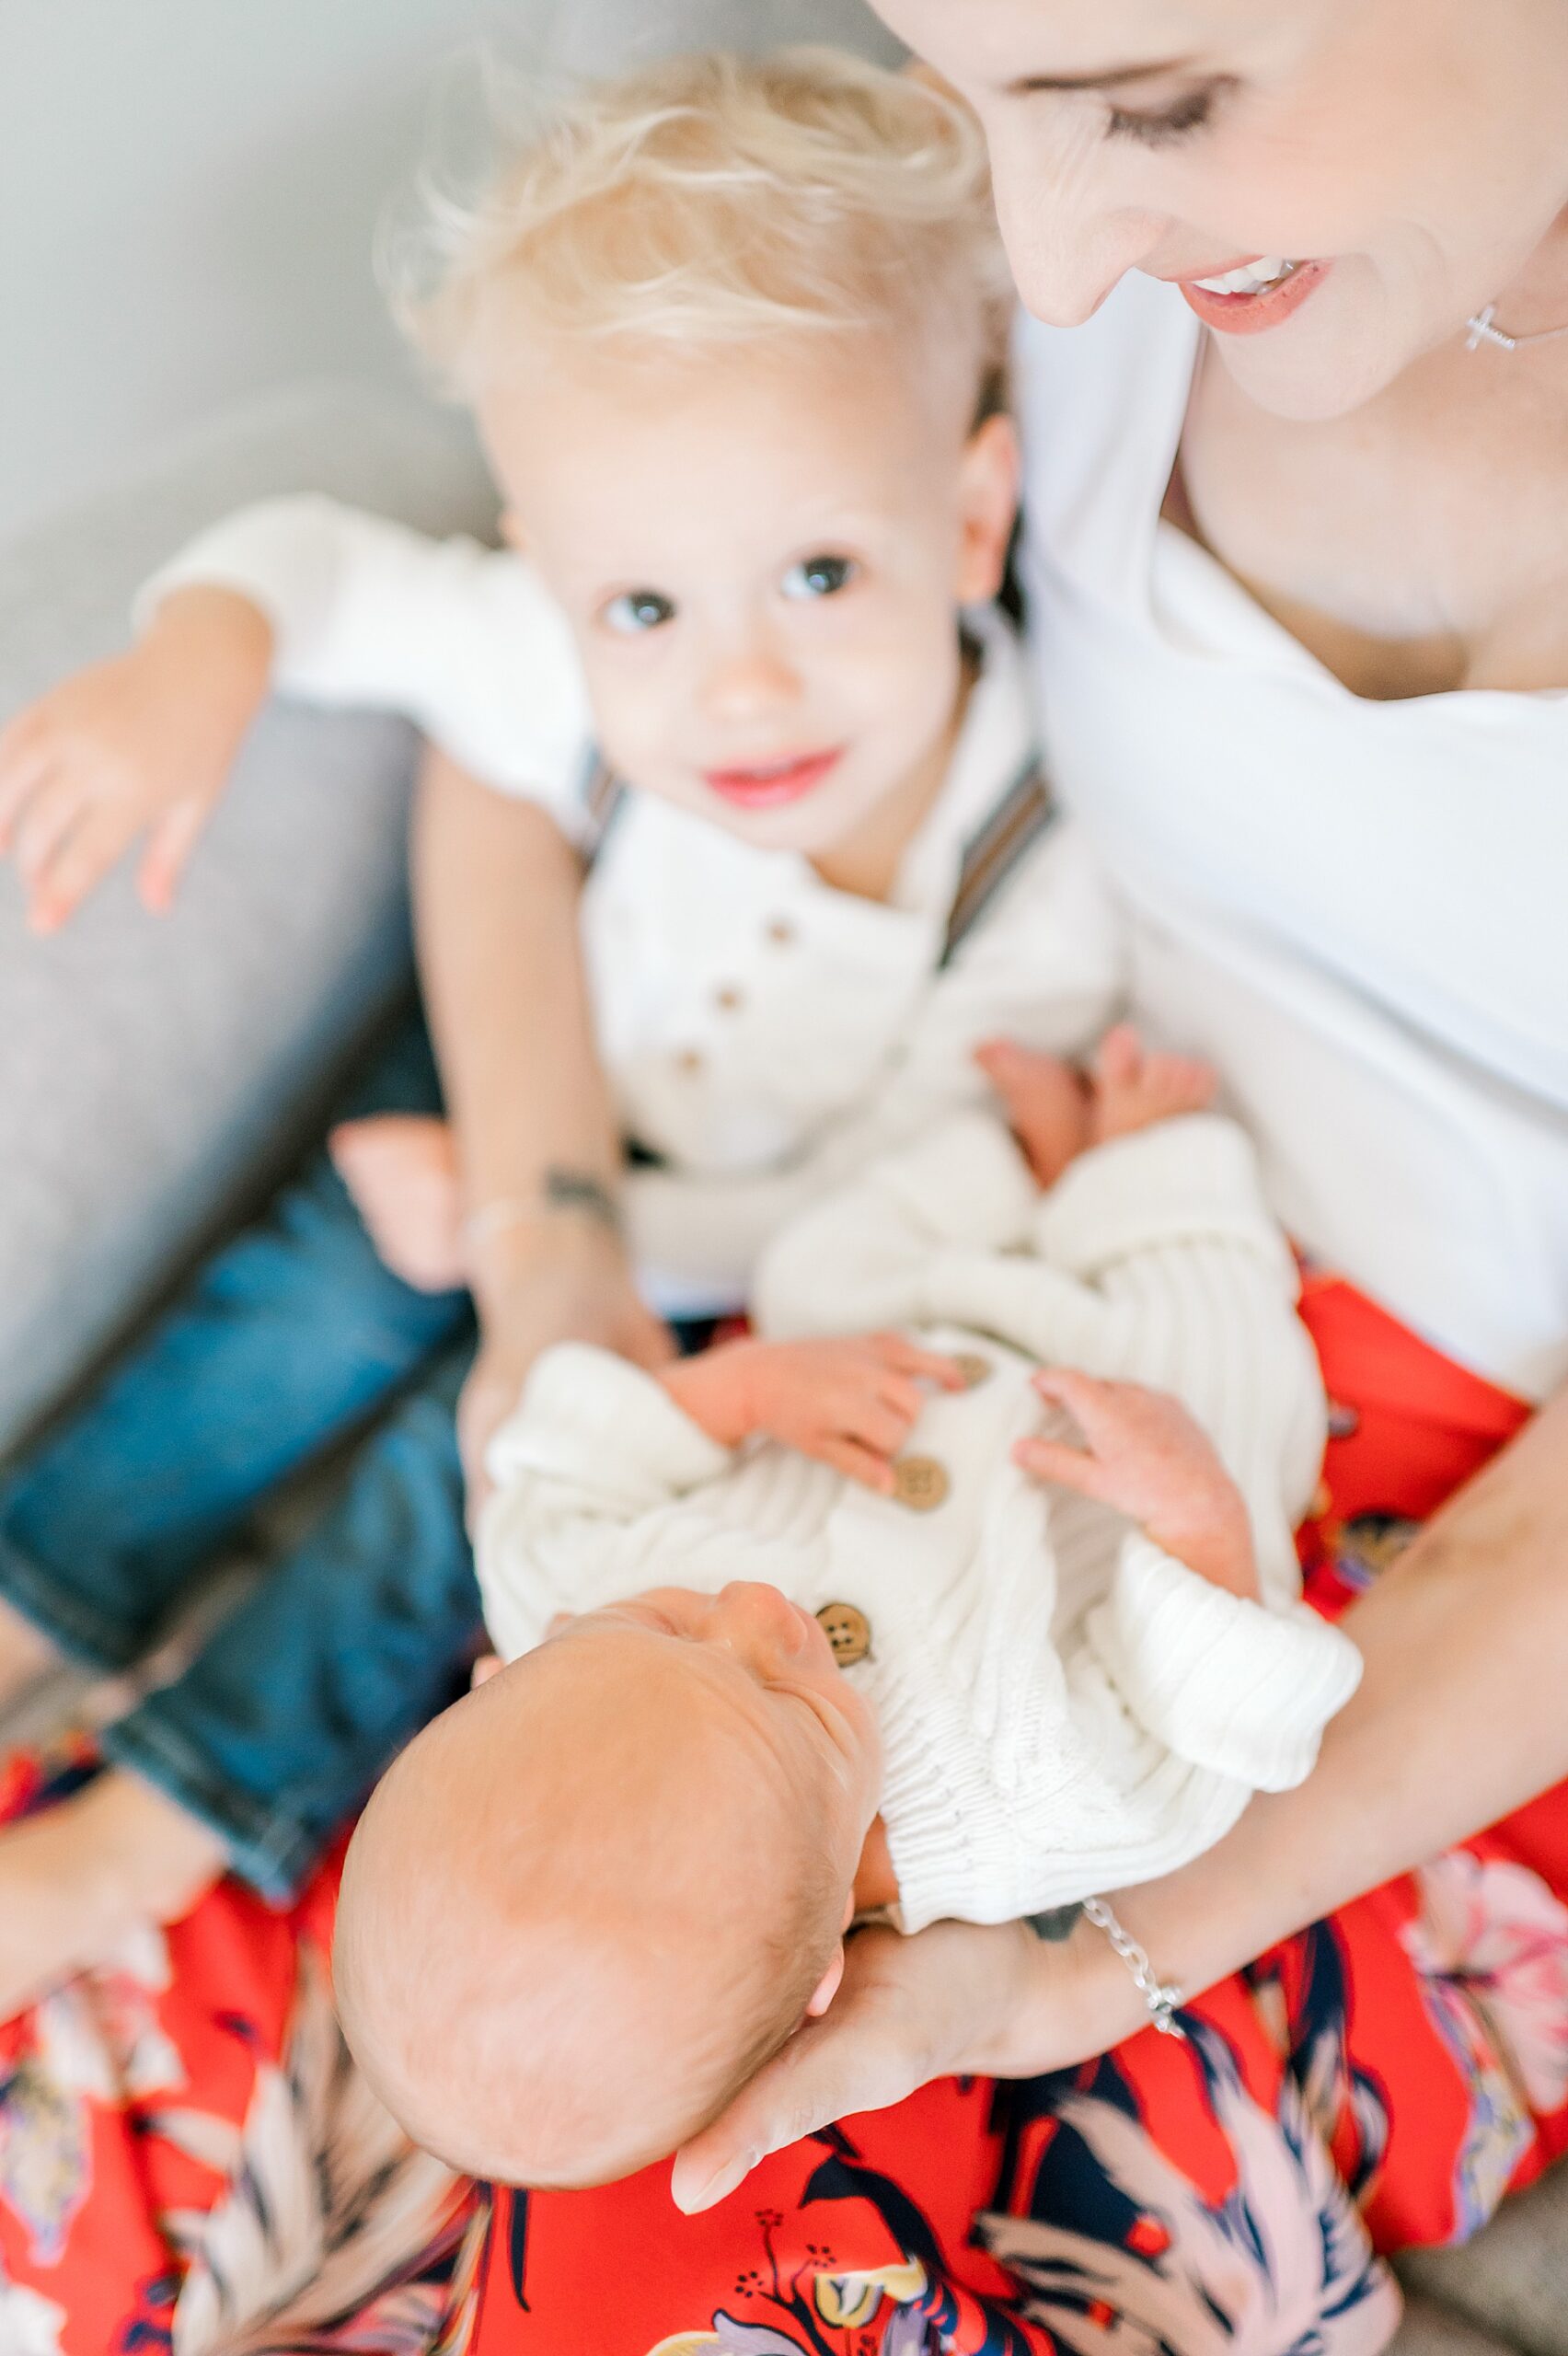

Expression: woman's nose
xmin=988 ymin=120 xmax=1170 ymax=329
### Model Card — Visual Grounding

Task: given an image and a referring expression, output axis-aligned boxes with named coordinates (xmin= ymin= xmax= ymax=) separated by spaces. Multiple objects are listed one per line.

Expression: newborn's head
xmin=335 ymin=1581 xmax=882 ymax=2187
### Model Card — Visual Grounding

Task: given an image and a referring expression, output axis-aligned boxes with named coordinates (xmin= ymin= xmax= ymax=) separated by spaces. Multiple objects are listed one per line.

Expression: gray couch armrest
xmin=0 ymin=379 xmax=495 ymax=1449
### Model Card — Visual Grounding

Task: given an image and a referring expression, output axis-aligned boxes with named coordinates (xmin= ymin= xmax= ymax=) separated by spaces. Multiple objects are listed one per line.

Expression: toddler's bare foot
xmin=975 ymin=1039 xmax=1092 ymax=1189
xmin=0 ymin=1769 xmax=226 ymax=2020
xmin=1089 ymin=1024 xmax=1216 ymax=1149
xmin=329 ymin=1114 xmax=466 ymax=1293
xmin=0 ymin=1594 xmax=63 ymax=1714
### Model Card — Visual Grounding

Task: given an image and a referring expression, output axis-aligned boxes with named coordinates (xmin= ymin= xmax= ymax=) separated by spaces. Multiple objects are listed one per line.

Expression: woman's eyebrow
xmin=1007 ymin=55 xmax=1198 ymax=95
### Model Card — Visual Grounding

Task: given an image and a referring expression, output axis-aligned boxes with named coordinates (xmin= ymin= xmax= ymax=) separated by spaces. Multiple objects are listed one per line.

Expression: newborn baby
xmin=335 ymin=1035 xmax=1361 ymax=2188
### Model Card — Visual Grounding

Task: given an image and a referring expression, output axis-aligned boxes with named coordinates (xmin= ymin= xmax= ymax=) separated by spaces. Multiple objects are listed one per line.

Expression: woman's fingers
xmin=671 ymin=1945 xmax=917 ymax=2213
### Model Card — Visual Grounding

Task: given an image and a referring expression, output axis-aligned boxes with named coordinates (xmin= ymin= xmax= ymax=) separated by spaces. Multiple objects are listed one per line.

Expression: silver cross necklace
xmin=1466 ymin=304 xmax=1568 ymax=353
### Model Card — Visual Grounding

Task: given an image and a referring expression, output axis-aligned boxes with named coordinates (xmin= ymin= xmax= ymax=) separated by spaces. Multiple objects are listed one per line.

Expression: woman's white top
xmin=480 ymin=1110 xmax=1359 ymax=1932
xmin=1014 ymin=275 xmax=1568 ymax=1400
xmin=140 ymin=519 xmax=1122 ymax=1316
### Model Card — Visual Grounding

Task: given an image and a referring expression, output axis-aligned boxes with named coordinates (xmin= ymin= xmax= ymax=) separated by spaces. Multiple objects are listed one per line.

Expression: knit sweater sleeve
xmin=887 ymin=1519 xmax=1362 ymax=1932
xmin=475 ymin=1343 xmax=733 ymax=1663
xmin=135 ymin=494 xmax=594 ymax=837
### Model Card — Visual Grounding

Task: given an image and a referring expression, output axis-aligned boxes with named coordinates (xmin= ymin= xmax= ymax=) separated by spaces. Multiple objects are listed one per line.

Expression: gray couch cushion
xmin=0 ymin=379 xmax=495 ymax=1448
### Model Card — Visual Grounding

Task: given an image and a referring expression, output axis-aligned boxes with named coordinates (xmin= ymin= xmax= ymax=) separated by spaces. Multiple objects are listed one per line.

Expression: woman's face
xmin=872 ymin=0 xmax=1568 ymax=420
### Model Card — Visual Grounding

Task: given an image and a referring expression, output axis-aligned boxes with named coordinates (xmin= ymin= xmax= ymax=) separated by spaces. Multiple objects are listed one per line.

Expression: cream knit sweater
xmin=479 ymin=1114 xmax=1361 ymax=1933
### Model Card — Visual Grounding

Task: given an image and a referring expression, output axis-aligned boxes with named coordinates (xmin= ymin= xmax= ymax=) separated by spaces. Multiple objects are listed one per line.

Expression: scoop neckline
xmin=1140 ymin=297 xmax=1567 ymax=714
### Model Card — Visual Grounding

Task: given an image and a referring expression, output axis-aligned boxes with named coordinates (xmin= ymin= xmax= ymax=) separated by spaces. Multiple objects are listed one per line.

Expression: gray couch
xmin=0 ymin=383 xmax=495 ymax=1448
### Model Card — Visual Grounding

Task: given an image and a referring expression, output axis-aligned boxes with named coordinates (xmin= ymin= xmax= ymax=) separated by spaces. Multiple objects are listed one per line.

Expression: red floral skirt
xmin=3 ymin=1276 xmax=1565 ymax=2356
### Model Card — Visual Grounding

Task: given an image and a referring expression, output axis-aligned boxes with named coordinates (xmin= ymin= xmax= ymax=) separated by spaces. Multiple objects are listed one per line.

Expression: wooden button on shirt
xmin=893 ymin=1455 xmax=950 ymax=1513
xmin=816 ymin=1601 xmax=872 ymax=1665
xmin=951 ymin=1353 xmax=993 ymax=1391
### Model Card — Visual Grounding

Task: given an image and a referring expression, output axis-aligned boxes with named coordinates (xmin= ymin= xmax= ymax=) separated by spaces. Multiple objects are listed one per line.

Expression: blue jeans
xmin=0 ymin=1016 xmax=479 ymax=1899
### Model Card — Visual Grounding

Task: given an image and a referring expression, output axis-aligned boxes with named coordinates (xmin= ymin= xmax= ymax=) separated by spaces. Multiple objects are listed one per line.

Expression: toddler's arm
xmin=0 ymin=495 xmax=595 ymax=928
xmin=134 ymin=496 xmax=593 ymax=818
xmin=415 ymin=748 xmax=672 ymax=1503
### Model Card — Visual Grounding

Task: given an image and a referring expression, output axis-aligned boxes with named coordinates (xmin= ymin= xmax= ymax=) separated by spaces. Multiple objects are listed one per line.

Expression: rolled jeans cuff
xmin=101 ymin=1703 xmax=323 ymax=1904
xmin=0 ymin=1519 xmax=143 ymax=1674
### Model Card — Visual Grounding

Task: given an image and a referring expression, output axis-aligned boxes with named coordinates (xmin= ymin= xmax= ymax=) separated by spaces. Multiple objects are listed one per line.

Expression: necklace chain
xmin=1466 ymin=302 xmax=1568 ymax=354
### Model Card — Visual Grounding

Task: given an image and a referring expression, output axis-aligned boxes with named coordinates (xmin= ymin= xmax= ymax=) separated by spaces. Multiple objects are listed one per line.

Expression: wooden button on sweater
xmin=816 ymin=1601 xmax=871 ymax=1665
xmin=893 ymin=1455 xmax=950 ymax=1513
xmin=951 ymin=1352 xmax=993 ymax=1390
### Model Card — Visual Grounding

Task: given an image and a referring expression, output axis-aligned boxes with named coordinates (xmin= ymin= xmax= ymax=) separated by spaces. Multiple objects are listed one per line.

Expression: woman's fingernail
xmin=676 ymin=2147 xmax=758 ymax=2214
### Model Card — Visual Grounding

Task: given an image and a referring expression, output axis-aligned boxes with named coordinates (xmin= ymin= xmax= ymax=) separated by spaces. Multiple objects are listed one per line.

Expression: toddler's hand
xmin=329 ymin=1114 xmax=466 ymax=1293
xmin=1014 ymin=1366 xmax=1259 ymax=1599
xmin=663 ymin=1334 xmax=967 ymax=1493
xmin=0 ymin=584 xmax=272 ymax=931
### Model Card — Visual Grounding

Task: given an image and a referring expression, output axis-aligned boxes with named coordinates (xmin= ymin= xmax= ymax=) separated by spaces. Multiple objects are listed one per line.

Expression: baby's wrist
xmin=657 ymin=1341 xmax=758 ymax=1448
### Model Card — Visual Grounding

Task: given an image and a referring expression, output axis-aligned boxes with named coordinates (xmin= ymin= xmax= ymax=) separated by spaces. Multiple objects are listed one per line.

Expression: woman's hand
xmin=0 ymin=585 xmax=273 ymax=930
xmin=670 ymin=1911 xmax=1130 ymax=2214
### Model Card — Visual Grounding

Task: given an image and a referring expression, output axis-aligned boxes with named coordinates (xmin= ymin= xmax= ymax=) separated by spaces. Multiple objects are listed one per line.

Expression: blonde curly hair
xmin=390 ymin=48 xmax=1012 ymax=418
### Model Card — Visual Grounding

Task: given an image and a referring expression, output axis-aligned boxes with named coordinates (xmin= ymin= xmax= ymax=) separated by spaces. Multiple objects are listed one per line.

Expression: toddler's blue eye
xmin=604 ymin=589 xmax=675 ymax=635
xmin=781 ymin=554 xmax=858 ymax=602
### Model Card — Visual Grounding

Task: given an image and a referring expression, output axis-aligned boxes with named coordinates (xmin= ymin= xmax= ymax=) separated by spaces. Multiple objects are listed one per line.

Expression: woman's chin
xmin=1205 ymin=271 xmax=1429 ymax=424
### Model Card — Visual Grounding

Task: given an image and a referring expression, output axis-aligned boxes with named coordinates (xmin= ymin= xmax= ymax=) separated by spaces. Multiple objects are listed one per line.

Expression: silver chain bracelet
xmin=1081 ymin=1898 xmax=1187 ymax=2040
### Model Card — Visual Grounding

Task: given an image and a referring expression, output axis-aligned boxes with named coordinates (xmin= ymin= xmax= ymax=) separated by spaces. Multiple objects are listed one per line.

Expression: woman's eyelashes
xmin=1104 ymin=82 xmax=1227 ymax=147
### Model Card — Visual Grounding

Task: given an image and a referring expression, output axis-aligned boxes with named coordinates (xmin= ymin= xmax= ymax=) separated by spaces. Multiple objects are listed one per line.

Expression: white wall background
xmin=0 ymin=0 xmax=898 ymax=546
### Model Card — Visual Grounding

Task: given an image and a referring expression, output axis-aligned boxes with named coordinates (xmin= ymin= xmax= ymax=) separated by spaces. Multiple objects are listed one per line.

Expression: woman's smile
xmin=1177 ymin=255 xmax=1334 ymax=335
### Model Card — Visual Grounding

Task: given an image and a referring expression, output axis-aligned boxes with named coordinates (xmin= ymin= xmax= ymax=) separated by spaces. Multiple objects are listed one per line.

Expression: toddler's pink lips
xmin=1178 ymin=257 xmax=1332 ymax=336
xmin=702 ymin=747 xmax=844 ymax=810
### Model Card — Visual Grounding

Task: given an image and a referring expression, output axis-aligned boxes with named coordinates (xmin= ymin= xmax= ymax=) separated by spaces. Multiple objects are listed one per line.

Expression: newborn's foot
xmin=1089 ymin=1025 xmax=1216 ymax=1149
xmin=0 ymin=1769 xmax=226 ymax=2021
xmin=329 ymin=1114 xmax=466 ymax=1294
xmin=0 ymin=1594 xmax=63 ymax=1715
xmin=975 ymin=1039 xmax=1091 ymax=1189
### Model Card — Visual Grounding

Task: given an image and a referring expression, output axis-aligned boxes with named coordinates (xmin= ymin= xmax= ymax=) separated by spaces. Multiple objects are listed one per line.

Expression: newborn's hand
xmin=663 ymin=1334 xmax=966 ymax=1493
xmin=1015 ymin=1366 xmax=1259 ymax=1599
xmin=0 ymin=585 xmax=272 ymax=931
xmin=329 ymin=1114 xmax=465 ymax=1293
